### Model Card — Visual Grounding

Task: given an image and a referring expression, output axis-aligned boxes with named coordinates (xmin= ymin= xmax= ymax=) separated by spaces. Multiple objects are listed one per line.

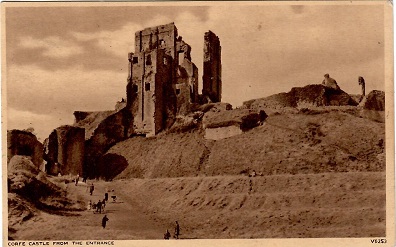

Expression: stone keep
xmin=126 ymin=23 xmax=221 ymax=137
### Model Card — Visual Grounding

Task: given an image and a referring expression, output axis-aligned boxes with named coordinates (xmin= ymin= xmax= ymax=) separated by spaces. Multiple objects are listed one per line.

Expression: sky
xmin=4 ymin=3 xmax=387 ymax=140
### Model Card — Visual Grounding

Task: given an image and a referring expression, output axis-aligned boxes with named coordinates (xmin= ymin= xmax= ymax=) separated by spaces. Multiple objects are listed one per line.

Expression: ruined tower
xmin=203 ymin=31 xmax=222 ymax=103
xmin=126 ymin=23 xmax=199 ymax=136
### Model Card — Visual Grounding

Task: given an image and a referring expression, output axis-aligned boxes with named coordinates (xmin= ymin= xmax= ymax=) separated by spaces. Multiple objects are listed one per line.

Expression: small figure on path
xmin=105 ymin=192 xmax=109 ymax=201
xmin=96 ymin=200 xmax=102 ymax=213
xmin=174 ymin=221 xmax=180 ymax=239
xmin=102 ymin=215 xmax=109 ymax=229
xmin=75 ymin=174 xmax=79 ymax=186
xmin=102 ymin=198 xmax=106 ymax=210
xmin=164 ymin=229 xmax=171 ymax=240
xmin=90 ymin=183 xmax=95 ymax=195
xmin=88 ymin=200 xmax=92 ymax=210
xmin=358 ymin=76 xmax=365 ymax=102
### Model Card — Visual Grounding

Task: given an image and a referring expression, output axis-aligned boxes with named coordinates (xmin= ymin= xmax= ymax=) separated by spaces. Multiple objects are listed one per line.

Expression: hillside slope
xmin=113 ymin=172 xmax=385 ymax=238
xmin=108 ymin=109 xmax=384 ymax=179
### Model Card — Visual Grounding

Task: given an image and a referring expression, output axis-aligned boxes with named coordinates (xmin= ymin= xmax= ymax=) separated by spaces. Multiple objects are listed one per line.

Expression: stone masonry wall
xmin=7 ymin=129 xmax=43 ymax=169
xmin=127 ymin=23 xmax=202 ymax=135
xmin=203 ymin=31 xmax=222 ymax=103
xmin=44 ymin=125 xmax=85 ymax=176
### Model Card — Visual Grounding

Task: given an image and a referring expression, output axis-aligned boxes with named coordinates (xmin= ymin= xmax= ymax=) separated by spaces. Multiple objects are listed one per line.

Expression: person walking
xmin=102 ymin=198 xmax=106 ymax=211
xmin=75 ymin=174 xmax=79 ymax=186
xmin=174 ymin=221 xmax=180 ymax=239
xmin=97 ymin=200 xmax=102 ymax=214
xmin=90 ymin=183 xmax=95 ymax=195
xmin=102 ymin=215 xmax=109 ymax=229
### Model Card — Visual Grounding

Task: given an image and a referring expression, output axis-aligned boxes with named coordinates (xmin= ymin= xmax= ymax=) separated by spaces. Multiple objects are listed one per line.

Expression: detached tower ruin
xmin=126 ymin=23 xmax=221 ymax=136
xmin=203 ymin=31 xmax=222 ymax=103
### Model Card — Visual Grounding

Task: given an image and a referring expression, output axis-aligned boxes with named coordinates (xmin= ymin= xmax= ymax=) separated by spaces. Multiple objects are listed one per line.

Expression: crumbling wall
xmin=73 ymin=110 xmax=116 ymax=139
xmin=74 ymin=111 xmax=91 ymax=123
xmin=135 ymin=22 xmax=178 ymax=59
xmin=7 ymin=130 xmax=43 ymax=169
xmin=203 ymin=31 xmax=222 ymax=103
xmin=44 ymin=126 xmax=85 ymax=176
xmin=244 ymin=84 xmax=358 ymax=111
xmin=363 ymin=90 xmax=385 ymax=111
xmin=115 ymin=99 xmax=126 ymax=111
xmin=130 ymin=49 xmax=173 ymax=136
xmin=176 ymin=39 xmax=199 ymax=114
xmin=84 ymin=108 xmax=132 ymax=178
xmin=127 ymin=23 xmax=201 ymax=135
xmin=126 ymin=24 xmax=223 ymax=136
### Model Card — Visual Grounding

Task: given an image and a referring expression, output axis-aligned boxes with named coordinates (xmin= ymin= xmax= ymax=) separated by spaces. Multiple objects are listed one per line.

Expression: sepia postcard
xmin=2 ymin=1 xmax=394 ymax=247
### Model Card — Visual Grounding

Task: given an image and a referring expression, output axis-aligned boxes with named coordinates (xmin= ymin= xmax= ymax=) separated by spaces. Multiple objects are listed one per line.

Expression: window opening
xmin=145 ymin=82 xmax=151 ymax=91
xmin=146 ymin=55 xmax=152 ymax=65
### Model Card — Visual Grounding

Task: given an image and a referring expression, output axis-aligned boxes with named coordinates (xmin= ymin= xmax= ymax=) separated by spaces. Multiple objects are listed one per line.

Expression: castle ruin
xmin=126 ymin=23 xmax=221 ymax=136
xmin=30 ymin=23 xmax=222 ymax=178
xmin=203 ymin=31 xmax=222 ymax=103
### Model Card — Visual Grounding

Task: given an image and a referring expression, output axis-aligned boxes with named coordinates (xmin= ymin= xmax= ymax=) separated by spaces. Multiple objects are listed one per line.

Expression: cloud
xmin=197 ymin=5 xmax=385 ymax=106
xmin=19 ymin=36 xmax=84 ymax=58
xmin=7 ymin=64 xmax=126 ymax=116
xmin=72 ymin=22 xmax=142 ymax=59
xmin=7 ymin=107 xmax=72 ymax=141
xmin=5 ymin=4 xmax=386 ymax=138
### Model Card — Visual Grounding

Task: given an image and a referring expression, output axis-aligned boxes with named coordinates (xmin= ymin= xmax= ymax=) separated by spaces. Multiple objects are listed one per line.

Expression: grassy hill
xmin=108 ymin=108 xmax=384 ymax=179
xmin=112 ymin=171 xmax=385 ymax=238
xmin=8 ymin=86 xmax=387 ymax=239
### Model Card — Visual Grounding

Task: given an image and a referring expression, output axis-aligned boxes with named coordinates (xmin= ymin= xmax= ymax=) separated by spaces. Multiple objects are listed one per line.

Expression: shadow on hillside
xmin=97 ymin=153 xmax=129 ymax=180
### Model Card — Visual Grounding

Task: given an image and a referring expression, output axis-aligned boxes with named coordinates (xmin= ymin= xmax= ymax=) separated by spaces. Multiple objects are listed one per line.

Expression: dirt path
xmin=11 ymin=172 xmax=385 ymax=239
xmin=13 ymin=179 xmax=168 ymax=240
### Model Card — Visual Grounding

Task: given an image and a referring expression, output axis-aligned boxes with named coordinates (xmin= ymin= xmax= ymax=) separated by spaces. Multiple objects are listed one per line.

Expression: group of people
xmin=164 ymin=221 xmax=180 ymax=240
xmin=88 ymin=198 xmax=106 ymax=213
xmin=89 ymin=191 xmax=110 ymax=228
xmin=74 ymin=174 xmax=88 ymax=186
xmin=83 ymin=183 xmax=180 ymax=235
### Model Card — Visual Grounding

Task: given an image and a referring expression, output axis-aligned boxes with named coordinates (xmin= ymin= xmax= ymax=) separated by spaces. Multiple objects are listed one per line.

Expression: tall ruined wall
xmin=155 ymin=50 xmax=175 ymax=131
xmin=84 ymin=108 xmax=132 ymax=178
xmin=176 ymin=39 xmax=199 ymax=114
xmin=73 ymin=110 xmax=116 ymax=139
xmin=126 ymin=23 xmax=221 ymax=136
xmin=135 ymin=23 xmax=178 ymax=59
xmin=44 ymin=125 xmax=85 ymax=176
xmin=7 ymin=130 xmax=43 ymax=169
xmin=127 ymin=23 xmax=200 ymax=135
xmin=203 ymin=31 xmax=222 ymax=103
xmin=129 ymin=49 xmax=173 ymax=136
xmin=363 ymin=90 xmax=385 ymax=111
